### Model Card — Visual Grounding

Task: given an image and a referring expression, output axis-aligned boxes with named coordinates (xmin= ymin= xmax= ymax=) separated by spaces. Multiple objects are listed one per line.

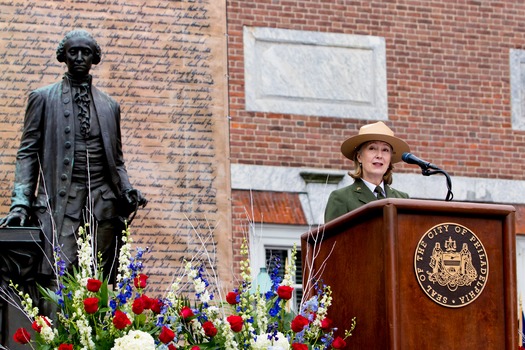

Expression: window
xmin=249 ymin=224 xmax=309 ymax=312
xmin=265 ymin=247 xmax=303 ymax=311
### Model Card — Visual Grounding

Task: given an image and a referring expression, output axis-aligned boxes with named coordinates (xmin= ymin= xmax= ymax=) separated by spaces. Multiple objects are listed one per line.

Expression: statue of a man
xmin=0 ymin=30 xmax=146 ymax=281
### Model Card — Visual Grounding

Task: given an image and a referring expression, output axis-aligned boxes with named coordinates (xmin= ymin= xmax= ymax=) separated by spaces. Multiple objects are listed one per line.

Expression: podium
xmin=301 ymin=199 xmax=517 ymax=349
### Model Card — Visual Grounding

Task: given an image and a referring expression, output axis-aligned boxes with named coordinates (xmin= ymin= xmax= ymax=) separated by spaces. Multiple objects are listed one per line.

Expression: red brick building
xmin=227 ymin=0 xmax=525 ymax=300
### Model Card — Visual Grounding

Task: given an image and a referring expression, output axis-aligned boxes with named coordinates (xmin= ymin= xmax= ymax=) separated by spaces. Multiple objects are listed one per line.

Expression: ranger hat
xmin=340 ymin=121 xmax=410 ymax=163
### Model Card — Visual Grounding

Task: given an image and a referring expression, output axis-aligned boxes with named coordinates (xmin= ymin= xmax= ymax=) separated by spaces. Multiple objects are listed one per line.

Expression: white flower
xmin=34 ymin=316 xmax=55 ymax=343
xmin=194 ymin=277 xmax=206 ymax=293
xmin=188 ymin=269 xmax=198 ymax=279
xmin=200 ymin=289 xmax=211 ymax=303
xmin=253 ymin=332 xmax=290 ymax=350
xmin=111 ymin=330 xmax=155 ymax=350
xmin=166 ymin=276 xmax=182 ymax=303
xmin=206 ymin=305 xmax=219 ymax=314
xmin=281 ymin=244 xmax=297 ymax=286
xmin=185 ymin=261 xmax=198 ymax=279
xmin=219 ymin=321 xmax=239 ymax=350
xmin=190 ymin=318 xmax=206 ymax=337
xmin=76 ymin=318 xmax=95 ymax=349
xmin=253 ymin=335 xmax=271 ymax=349
xmin=13 ymin=282 xmax=39 ymax=318
xmin=255 ymin=294 xmax=268 ymax=332
xmin=116 ymin=229 xmax=133 ymax=285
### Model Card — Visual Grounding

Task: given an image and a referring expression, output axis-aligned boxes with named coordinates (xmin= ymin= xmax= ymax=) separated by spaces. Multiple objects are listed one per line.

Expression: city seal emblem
xmin=414 ymin=223 xmax=489 ymax=308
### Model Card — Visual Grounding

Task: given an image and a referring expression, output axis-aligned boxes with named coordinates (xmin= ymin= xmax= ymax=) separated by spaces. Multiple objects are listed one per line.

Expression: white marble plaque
xmin=244 ymin=27 xmax=387 ymax=119
xmin=510 ymin=49 xmax=525 ymax=130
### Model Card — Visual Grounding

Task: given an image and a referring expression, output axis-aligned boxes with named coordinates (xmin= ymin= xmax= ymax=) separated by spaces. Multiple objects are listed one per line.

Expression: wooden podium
xmin=301 ymin=199 xmax=517 ymax=349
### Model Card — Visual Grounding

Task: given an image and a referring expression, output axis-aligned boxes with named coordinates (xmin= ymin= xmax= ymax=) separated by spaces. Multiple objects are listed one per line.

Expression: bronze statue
xmin=0 ymin=30 xmax=146 ymax=281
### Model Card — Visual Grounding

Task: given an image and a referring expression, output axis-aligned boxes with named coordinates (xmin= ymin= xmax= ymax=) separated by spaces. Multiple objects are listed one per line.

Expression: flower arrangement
xmin=4 ymin=223 xmax=355 ymax=349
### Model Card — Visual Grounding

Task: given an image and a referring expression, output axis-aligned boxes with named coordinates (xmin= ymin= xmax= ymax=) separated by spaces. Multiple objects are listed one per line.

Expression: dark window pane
xmin=265 ymin=249 xmax=287 ymax=278
xmin=295 ymin=289 xmax=303 ymax=309
xmin=265 ymin=247 xmax=303 ymax=312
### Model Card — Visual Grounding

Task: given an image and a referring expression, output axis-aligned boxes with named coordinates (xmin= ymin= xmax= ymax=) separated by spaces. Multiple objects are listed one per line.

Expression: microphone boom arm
xmin=421 ymin=167 xmax=454 ymax=201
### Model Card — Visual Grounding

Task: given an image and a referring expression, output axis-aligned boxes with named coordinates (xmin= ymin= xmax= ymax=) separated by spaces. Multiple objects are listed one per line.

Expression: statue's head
xmin=56 ymin=30 xmax=101 ymax=65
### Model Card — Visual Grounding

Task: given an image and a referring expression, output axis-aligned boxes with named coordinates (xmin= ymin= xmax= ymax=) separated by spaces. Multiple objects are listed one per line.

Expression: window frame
xmin=249 ymin=223 xmax=309 ymax=309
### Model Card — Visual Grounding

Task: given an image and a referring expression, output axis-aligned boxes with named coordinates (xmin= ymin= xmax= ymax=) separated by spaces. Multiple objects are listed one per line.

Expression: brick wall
xmin=227 ymin=0 xmax=525 ymax=178
xmin=227 ymin=0 xmax=525 ymax=275
xmin=231 ymin=191 xmax=248 ymax=276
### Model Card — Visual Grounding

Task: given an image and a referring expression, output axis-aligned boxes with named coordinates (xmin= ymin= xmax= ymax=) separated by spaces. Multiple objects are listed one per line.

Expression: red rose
xmin=202 ymin=321 xmax=218 ymax=337
xmin=291 ymin=315 xmax=309 ymax=333
xmin=332 ymin=336 xmax=347 ymax=349
xmin=320 ymin=317 xmax=333 ymax=331
xmin=132 ymin=297 xmax=145 ymax=315
xmin=86 ymin=278 xmax=102 ymax=292
xmin=277 ymin=285 xmax=294 ymax=300
xmin=226 ymin=315 xmax=243 ymax=332
xmin=159 ymin=326 xmax=175 ymax=344
xmin=191 ymin=347 xmax=200 ymax=350
xmin=31 ymin=316 xmax=51 ymax=333
xmin=291 ymin=343 xmax=308 ymax=350
xmin=13 ymin=328 xmax=30 ymax=344
xmin=83 ymin=297 xmax=99 ymax=314
xmin=140 ymin=294 xmax=152 ymax=309
xmin=151 ymin=298 xmax=163 ymax=314
xmin=167 ymin=345 xmax=178 ymax=350
xmin=179 ymin=306 xmax=194 ymax=319
xmin=226 ymin=291 xmax=239 ymax=305
xmin=134 ymin=273 xmax=148 ymax=289
xmin=112 ymin=310 xmax=132 ymax=330
xmin=58 ymin=344 xmax=74 ymax=350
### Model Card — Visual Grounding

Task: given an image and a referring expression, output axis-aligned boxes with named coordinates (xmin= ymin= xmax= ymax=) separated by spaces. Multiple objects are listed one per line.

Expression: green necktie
xmin=375 ymin=186 xmax=386 ymax=199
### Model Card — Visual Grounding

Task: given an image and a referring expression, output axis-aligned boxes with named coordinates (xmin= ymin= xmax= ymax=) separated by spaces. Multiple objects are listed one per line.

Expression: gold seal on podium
xmin=414 ymin=222 xmax=489 ymax=308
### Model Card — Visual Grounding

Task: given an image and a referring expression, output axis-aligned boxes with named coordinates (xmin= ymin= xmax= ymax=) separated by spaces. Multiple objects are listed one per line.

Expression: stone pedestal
xmin=0 ymin=227 xmax=42 ymax=349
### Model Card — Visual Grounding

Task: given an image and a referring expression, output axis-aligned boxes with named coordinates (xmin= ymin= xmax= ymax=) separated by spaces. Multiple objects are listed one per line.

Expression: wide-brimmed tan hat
xmin=340 ymin=121 xmax=410 ymax=163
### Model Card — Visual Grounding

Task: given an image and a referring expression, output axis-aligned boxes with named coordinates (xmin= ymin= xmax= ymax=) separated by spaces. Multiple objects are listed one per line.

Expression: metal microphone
xmin=401 ymin=152 xmax=438 ymax=170
xmin=402 ymin=153 xmax=453 ymax=201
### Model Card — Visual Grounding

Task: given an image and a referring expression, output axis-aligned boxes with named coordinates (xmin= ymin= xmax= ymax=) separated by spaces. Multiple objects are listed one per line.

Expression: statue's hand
xmin=134 ymin=189 xmax=148 ymax=208
xmin=121 ymin=189 xmax=147 ymax=217
xmin=0 ymin=207 xmax=29 ymax=227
